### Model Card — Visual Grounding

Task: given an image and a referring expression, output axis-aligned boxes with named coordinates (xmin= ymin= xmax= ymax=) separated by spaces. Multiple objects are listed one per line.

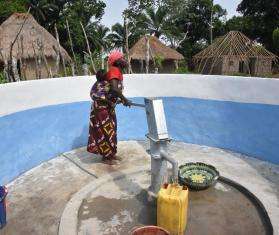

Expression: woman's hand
xmin=122 ymin=98 xmax=132 ymax=107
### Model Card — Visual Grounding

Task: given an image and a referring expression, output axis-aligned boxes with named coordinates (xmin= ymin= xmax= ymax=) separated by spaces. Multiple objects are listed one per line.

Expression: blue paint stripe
xmin=0 ymin=97 xmax=278 ymax=184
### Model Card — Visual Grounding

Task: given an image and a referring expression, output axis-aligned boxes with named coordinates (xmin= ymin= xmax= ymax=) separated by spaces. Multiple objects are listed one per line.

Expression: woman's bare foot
xmin=112 ymin=155 xmax=123 ymax=161
xmin=102 ymin=158 xmax=118 ymax=165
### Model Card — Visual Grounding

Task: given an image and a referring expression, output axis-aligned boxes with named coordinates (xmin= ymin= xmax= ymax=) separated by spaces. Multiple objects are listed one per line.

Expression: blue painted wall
xmin=0 ymin=97 xmax=279 ymax=184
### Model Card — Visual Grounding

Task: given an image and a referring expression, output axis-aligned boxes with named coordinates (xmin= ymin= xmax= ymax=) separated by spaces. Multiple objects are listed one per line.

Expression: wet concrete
xmin=79 ymin=191 xmax=157 ymax=235
xmin=77 ymin=173 xmax=266 ymax=235
xmin=187 ymin=183 xmax=265 ymax=235
xmin=1 ymin=141 xmax=279 ymax=235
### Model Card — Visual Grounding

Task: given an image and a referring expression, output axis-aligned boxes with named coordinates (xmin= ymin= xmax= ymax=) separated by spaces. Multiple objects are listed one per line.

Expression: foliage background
xmin=0 ymin=0 xmax=278 ymax=74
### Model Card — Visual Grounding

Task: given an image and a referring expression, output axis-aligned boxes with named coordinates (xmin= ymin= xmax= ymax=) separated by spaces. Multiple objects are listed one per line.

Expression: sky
xmin=102 ymin=0 xmax=242 ymax=28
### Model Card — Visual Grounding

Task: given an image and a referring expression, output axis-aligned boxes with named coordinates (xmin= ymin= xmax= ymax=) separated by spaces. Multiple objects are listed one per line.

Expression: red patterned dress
xmin=87 ymin=67 xmax=123 ymax=159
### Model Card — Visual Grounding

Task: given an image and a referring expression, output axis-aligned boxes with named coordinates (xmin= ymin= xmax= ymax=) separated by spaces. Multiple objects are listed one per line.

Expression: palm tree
xmin=88 ymin=24 xmax=110 ymax=69
xmin=108 ymin=23 xmax=125 ymax=51
xmin=28 ymin=0 xmax=59 ymax=26
xmin=108 ymin=22 xmax=142 ymax=51
xmin=141 ymin=6 xmax=168 ymax=38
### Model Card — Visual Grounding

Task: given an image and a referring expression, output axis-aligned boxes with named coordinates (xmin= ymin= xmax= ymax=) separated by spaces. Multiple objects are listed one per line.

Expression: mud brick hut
xmin=129 ymin=35 xmax=184 ymax=73
xmin=0 ymin=13 xmax=71 ymax=81
xmin=193 ymin=31 xmax=277 ymax=77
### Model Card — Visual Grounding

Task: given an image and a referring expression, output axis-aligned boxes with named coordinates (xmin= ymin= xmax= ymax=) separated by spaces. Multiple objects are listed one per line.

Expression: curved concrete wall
xmin=1 ymin=74 xmax=279 ymax=184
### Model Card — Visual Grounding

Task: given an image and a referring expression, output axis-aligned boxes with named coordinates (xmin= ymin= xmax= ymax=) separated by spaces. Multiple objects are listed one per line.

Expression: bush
xmin=0 ymin=71 xmax=7 ymax=84
xmin=273 ymin=28 xmax=279 ymax=53
xmin=175 ymin=66 xmax=189 ymax=74
xmin=154 ymin=55 xmax=164 ymax=69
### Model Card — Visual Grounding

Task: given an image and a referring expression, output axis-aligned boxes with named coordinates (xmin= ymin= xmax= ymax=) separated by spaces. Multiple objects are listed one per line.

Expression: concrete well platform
xmin=60 ymin=170 xmax=270 ymax=235
xmin=1 ymin=141 xmax=279 ymax=235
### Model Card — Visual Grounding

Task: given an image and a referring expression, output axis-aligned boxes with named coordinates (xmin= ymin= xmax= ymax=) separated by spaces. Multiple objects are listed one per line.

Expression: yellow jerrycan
xmin=157 ymin=183 xmax=189 ymax=235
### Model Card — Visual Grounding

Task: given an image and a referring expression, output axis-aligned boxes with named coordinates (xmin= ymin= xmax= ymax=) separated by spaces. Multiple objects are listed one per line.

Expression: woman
xmin=87 ymin=51 xmax=131 ymax=165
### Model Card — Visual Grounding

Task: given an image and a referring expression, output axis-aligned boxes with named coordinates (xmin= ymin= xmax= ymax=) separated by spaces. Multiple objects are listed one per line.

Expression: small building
xmin=193 ymin=31 xmax=277 ymax=77
xmin=0 ymin=13 xmax=71 ymax=80
xmin=129 ymin=35 xmax=184 ymax=73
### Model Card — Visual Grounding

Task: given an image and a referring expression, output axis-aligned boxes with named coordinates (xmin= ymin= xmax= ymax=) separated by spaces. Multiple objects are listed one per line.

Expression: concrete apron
xmin=3 ymin=141 xmax=279 ymax=235
xmin=59 ymin=168 xmax=272 ymax=235
xmin=59 ymin=140 xmax=278 ymax=235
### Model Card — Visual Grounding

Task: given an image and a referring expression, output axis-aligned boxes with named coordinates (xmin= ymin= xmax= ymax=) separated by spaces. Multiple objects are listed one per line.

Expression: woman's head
xmin=113 ymin=58 xmax=128 ymax=70
xmin=108 ymin=50 xmax=127 ymax=70
xmin=96 ymin=69 xmax=106 ymax=81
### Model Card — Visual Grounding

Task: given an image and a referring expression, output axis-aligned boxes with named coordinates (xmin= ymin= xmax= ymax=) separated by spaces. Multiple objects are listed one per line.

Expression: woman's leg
xmin=92 ymin=107 xmax=118 ymax=160
xmin=87 ymin=107 xmax=100 ymax=154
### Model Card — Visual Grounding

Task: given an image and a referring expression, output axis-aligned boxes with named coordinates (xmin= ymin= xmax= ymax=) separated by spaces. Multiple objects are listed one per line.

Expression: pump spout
xmin=160 ymin=151 xmax=179 ymax=182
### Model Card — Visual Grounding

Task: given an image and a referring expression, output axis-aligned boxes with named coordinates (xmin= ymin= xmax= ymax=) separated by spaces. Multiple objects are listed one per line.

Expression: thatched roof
xmin=0 ymin=13 xmax=71 ymax=62
xmin=129 ymin=35 xmax=184 ymax=61
xmin=193 ymin=31 xmax=277 ymax=61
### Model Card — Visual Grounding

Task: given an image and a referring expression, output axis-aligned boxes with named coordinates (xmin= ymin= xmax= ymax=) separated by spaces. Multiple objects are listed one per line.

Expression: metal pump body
xmin=144 ymin=98 xmax=178 ymax=194
xmin=131 ymin=98 xmax=178 ymax=195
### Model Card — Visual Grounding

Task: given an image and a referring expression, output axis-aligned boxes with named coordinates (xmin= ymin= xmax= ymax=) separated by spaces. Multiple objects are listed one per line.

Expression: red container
xmin=131 ymin=226 xmax=170 ymax=235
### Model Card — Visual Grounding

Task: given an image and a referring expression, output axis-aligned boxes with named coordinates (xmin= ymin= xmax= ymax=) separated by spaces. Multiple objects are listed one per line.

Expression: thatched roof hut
xmin=129 ymin=35 xmax=184 ymax=73
xmin=0 ymin=13 xmax=71 ymax=80
xmin=193 ymin=31 xmax=278 ymax=76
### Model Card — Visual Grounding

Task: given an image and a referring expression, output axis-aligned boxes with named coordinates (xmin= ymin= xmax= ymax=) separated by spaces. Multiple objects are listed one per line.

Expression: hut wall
xmin=199 ymin=58 xmax=223 ymax=75
xmin=160 ymin=60 xmax=177 ymax=73
xmin=23 ymin=58 xmax=62 ymax=80
xmin=252 ymin=58 xmax=272 ymax=76
xmin=222 ymin=57 xmax=239 ymax=74
xmin=131 ymin=60 xmax=146 ymax=73
xmin=131 ymin=59 xmax=177 ymax=73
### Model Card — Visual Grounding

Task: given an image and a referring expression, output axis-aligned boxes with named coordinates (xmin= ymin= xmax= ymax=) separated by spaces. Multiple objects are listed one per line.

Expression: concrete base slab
xmin=1 ymin=141 xmax=279 ymax=235
xmin=73 ymin=171 xmax=267 ymax=235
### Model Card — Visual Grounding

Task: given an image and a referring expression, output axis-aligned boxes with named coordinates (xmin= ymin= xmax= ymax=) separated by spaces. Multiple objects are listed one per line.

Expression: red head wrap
xmin=108 ymin=50 xmax=124 ymax=66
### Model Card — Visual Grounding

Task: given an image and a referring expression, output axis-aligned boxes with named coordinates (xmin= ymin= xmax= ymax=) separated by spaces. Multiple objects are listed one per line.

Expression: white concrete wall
xmin=1 ymin=74 xmax=279 ymax=185
xmin=1 ymin=74 xmax=279 ymax=117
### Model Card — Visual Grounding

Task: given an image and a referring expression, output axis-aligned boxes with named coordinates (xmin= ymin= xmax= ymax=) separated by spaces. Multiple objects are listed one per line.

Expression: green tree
xmin=108 ymin=23 xmax=126 ymax=50
xmin=108 ymin=22 xmax=141 ymax=51
xmin=28 ymin=0 xmax=59 ymax=24
xmin=0 ymin=0 xmax=27 ymax=24
xmin=127 ymin=0 xmax=158 ymax=18
xmin=126 ymin=0 xmax=226 ymax=66
xmin=237 ymin=0 xmax=279 ymax=52
xmin=89 ymin=25 xmax=110 ymax=51
xmin=57 ymin=0 xmax=106 ymax=60
xmin=88 ymin=24 xmax=110 ymax=69
xmin=166 ymin=0 xmax=226 ymax=60
xmin=140 ymin=6 xmax=168 ymax=38
xmin=273 ymin=28 xmax=279 ymax=53
xmin=225 ymin=16 xmax=259 ymax=42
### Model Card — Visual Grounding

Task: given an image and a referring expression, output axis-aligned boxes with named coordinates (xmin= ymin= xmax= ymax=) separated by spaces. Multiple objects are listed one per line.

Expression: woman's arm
xmin=110 ymin=79 xmax=131 ymax=106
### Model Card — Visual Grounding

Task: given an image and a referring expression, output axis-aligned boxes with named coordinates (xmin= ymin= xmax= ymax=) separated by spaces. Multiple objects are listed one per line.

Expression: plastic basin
xmin=131 ymin=226 xmax=170 ymax=235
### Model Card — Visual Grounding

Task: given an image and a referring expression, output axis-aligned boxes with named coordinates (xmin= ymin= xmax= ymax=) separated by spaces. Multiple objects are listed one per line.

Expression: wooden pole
xmin=40 ymin=39 xmax=53 ymax=78
xmin=0 ymin=49 xmax=8 ymax=80
xmin=20 ymin=35 xmax=27 ymax=80
xmin=66 ymin=19 xmax=77 ymax=76
xmin=80 ymin=21 xmax=96 ymax=74
xmin=124 ymin=15 xmax=131 ymax=74
xmin=140 ymin=60 xmax=144 ymax=73
xmin=145 ymin=36 xmax=150 ymax=74
xmin=8 ymin=7 xmax=31 ymax=82
xmin=101 ymin=46 xmax=104 ymax=69
xmin=32 ymin=42 xmax=39 ymax=79
xmin=210 ymin=0 xmax=213 ymax=45
xmin=36 ymin=39 xmax=43 ymax=79
xmin=54 ymin=24 xmax=67 ymax=76
xmin=17 ymin=39 xmax=23 ymax=79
